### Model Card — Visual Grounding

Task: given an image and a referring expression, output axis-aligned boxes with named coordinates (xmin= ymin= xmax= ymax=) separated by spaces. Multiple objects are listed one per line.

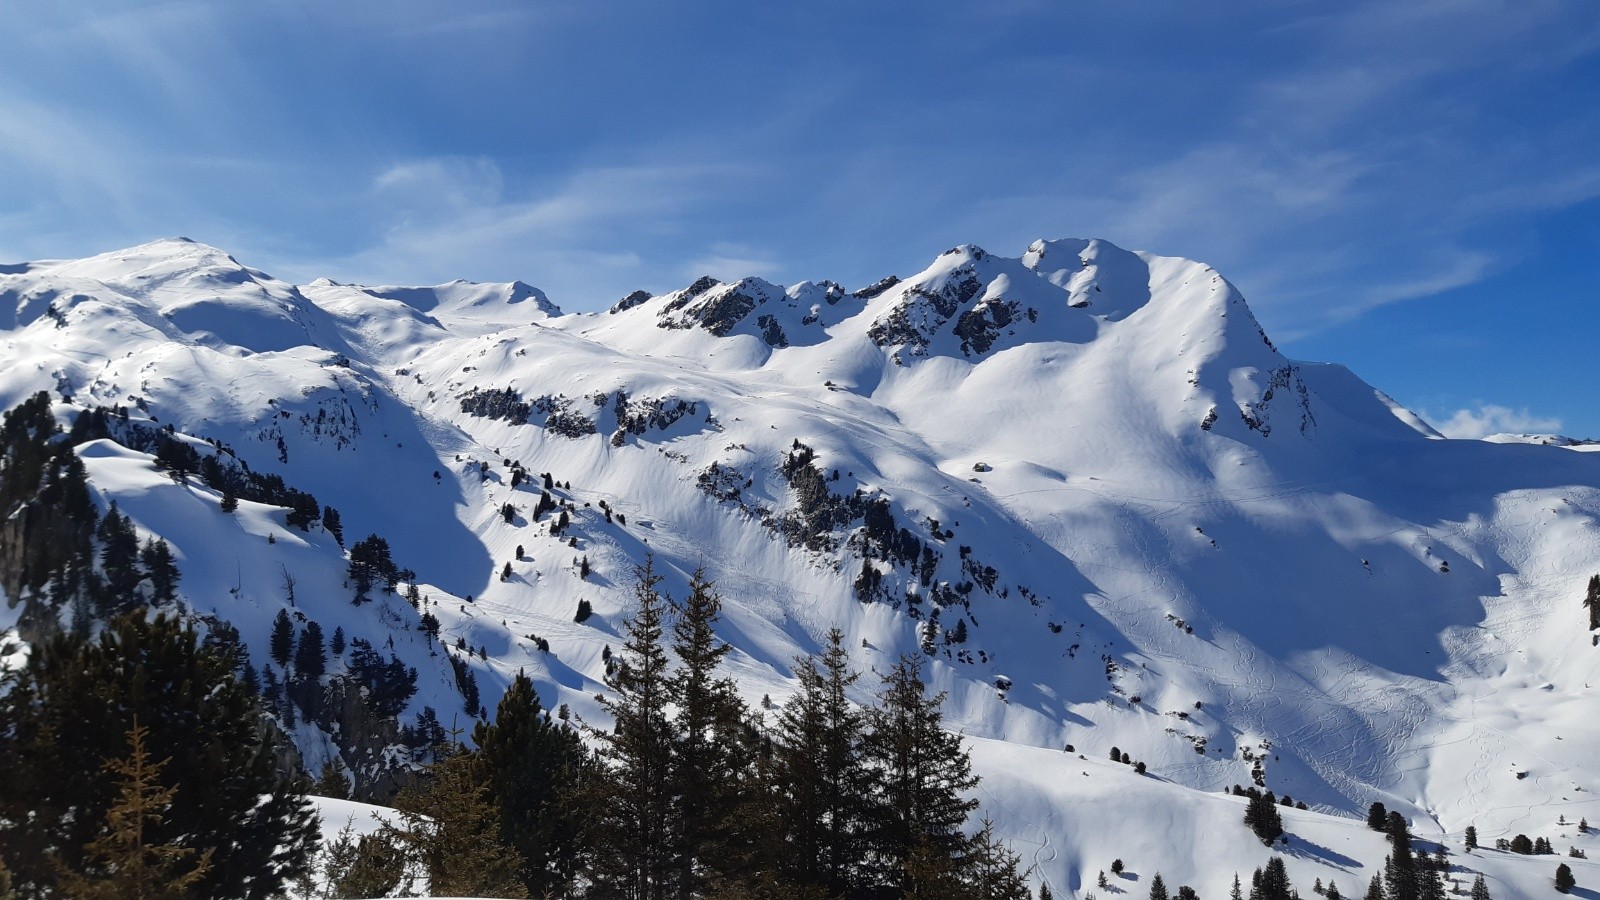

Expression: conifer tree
xmin=1470 ymin=874 xmax=1491 ymax=900
xmin=330 ymin=625 xmax=346 ymax=655
xmin=1178 ymin=887 xmax=1200 ymax=900
xmin=1232 ymin=872 xmax=1244 ymax=900
xmin=584 ymin=556 xmax=677 ymax=900
xmin=667 ymin=567 xmax=756 ymax=899
xmin=97 ymin=501 xmax=143 ymax=612
xmin=140 ymin=537 xmax=180 ymax=605
xmin=1556 ymin=863 xmax=1576 ymax=894
xmin=471 ymin=670 xmax=588 ymax=897
xmin=54 ymin=719 xmax=214 ymax=900
xmin=1384 ymin=811 xmax=1418 ymax=900
xmin=1464 ymin=824 xmax=1477 ymax=851
xmin=270 ymin=609 xmax=293 ymax=667
xmin=387 ymin=748 xmax=528 ymax=898
xmin=1364 ymin=874 xmax=1385 ymax=900
xmin=772 ymin=628 xmax=873 ymax=896
xmin=861 ymin=654 xmax=980 ymax=893
xmin=962 ymin=818 xmax=1032 ymax=900
xmin=1253 ymin=857 xmax=1294 ymax=900
xmin=294 ymin=620 xmax=325 ymax=678
xmin=1149 ymin=872 xmax=1170 ymax=900
xmin=313 ymin=760 xmax=350 ymax=800
xmin=321 ymin=505 xmax=344 ymax=546
xmin=320 ymin=819 xmax=403 ymax=899
xmin=1368 ymin=801 xmax=1388 ymax=830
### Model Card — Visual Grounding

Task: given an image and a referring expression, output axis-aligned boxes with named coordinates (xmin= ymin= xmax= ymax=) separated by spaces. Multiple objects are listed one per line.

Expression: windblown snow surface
xmin=6 ymin=237 xmax=1600 ymax=897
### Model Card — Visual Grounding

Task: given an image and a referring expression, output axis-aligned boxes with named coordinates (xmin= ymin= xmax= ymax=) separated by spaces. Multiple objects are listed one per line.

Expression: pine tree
xmin=321 ymin=505 xmax=344 ymax=546
xmin=220 ymin=489 xmax=238 ymax=513
xmin=1245 ymin=789 xmax=1285 ymax=844
xmin=1556 ymin=863 xmax=1576 ymax=893
xmin=96 ymin=501 xmax=143 ymax=613
xmin=861 ymin=654 xmax=980 ymax=893
xmin=0 ymin=613 xmax=318 ymax=899
xmin=1368 ymin=801 xmax=1388 ymax=830
xmin=139 ymin=537 xmax=180 ymax=605
xmin=1464 ymin=824 xmax=1477 ymax=851
xmin=1470 ymin=874 xmax=1491 ymax=900
xmin=576 ymin=598 xmax=593 ymax=622
xmin=772 ymin=628 xmax=873 ymax=896
xmin=387 ymin=748 xmax=528 ymax=898
xmin=1254 ymin=857 xmax=1294 ymax=900
xmin=1149 ymin=873 xmax=1171 ymax=900
xmin=584 ymin=556 xmax=678 ymax=900
xmin=294 ymin=620 xmax=325 ymax=678
xmin=1364 ymin=874 xmax=1385 ymax=900
xmin=471 ymin=670 xmax=588 ymax=897
xmin=330 ymin=625 xmax=346 ymax=655
xmin=1384 ymin=811 xmax=1418 ymax=900
xmin=54 ymin=719 xmax=214 ymax=900
xmin=270 ymin=609 xmax=293 ymax=667
xmin=1231 ymin=872 xmax=1244 ymax=900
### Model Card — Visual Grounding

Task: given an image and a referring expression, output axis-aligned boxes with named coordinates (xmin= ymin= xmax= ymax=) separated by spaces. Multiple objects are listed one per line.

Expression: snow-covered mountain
xmin=5 ymin=236 xmax=1600 ymax=897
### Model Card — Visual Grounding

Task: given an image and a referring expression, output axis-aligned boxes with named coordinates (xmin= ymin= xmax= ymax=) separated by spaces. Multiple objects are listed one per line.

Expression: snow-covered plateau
xmin=5 ymin=236 xmax=1599 ymax=897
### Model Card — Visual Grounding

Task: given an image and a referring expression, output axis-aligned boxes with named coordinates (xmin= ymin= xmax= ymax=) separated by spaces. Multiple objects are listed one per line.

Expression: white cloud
xmin=1429 ymin=404 xmax=1563 ymax=440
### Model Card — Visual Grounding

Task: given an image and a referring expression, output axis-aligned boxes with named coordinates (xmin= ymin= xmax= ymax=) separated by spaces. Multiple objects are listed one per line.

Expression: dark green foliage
xmin=140 ymin=537 xmax=180 ymax=605
xmin=1250 ymin=856 xmax=1294 ymax=900
xmin=313 ymin=760 xmax=350 ymax=800
xmin=862 ymin=654 xmax=981 ymax=891
xmin=1150 ymin=873 xmax=1170 ymax=900
xmin=1510 ymin=833 xmax=1534 ymax=854
xmin=0 ymin=612 xmax=318 ymax=899
xmin=330 ymin=625 xmax=346 ymax=655
xmin=771 ymin=628 xmax=873 ymax=896
xmin=295 ymin=620 xmax=325 ymax=678
xmin=470 ymin=672 xmax=588 ymax=896
xmin=667 ymin=568 xmax=758 ymax=897
xmin=347 ymin=533 xmax=404 ymax=603
xmin=270 ymin=609 xmax=294 ymax=667
xmin=584 ymin=556 xmax=677 ymax=899
xmin=321 ymin=505 xmax=343 ymax=546
xmin=388 ymin=749 xmax=529 ymax=897
xmin=450 ymin=652 xmax=481 ymax=714
xmin=1470 ymin=875 xmax=1490 ymax=900
xmin=1177 ymin=886 xmax=1200 ymax=900
xmin=220 ymin=489 xmax=238 ymax=513
xmin=1557 ymin=863 xmax=1576 ymax=893
xmin=1464 ymin=824 xmax=1477 ymax=850
xmin=347 ymin=642 xmax=418 ymax=717
xmin=1244 ymin=788 xmax=1285 ymax=844
xmin=96 ymin=502 xmax=143 ymax=612
xmin=1368 ymin=801 xmax=1388 ymax=830
xmin=576 ymin=598 xmax=593 ymax=622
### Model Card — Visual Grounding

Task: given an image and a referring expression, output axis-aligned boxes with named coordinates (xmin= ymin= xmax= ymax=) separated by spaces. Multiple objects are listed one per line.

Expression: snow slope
xmin=7 ymin=236 xmax=1600 ymax=896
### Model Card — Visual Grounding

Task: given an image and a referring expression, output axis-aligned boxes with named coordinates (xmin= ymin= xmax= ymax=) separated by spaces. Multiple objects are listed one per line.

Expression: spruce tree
xmin=96 ymin=501 xmax=143 ymax=613
xmin=1254 ymin=856 xmax=1294 ymax=900
xmin=1556 ymin=863 xmax=1576 ymax=894
xmin=54 ymin=719 xmax=214 ymax=900
xmin=294 ymin=620 xmax=325 ymax=678
xmin=861 ymin=654 xmax=980 ymax=893
xmin=1464 ymin=824 xmax=1477 ymax=851
xmin=1368 ymin=801 xmax=1388 ymax=830
xmin=667 ymin=567 xmax=756 ymax=899
xmin=963 ymin=818 xmax=1031 ymax=900
xmin=1469 ymin=874 xmax=1491 ymax=900
xmin=471 ymin=670 xmax=588 ymax=897
xmin=1149 ymin=872 xmax=1170 ymax=900
xmin=269 ymin=609 xmax=293 ymax=667
xmin=772 ymin=628 xmax=873 ymax=896
xmin=140 ymin=537 xmax=180 ymax=605
xmin=1364 ymin=874 xmax=1385 ymax=900
xmin=1384 ymin=811 xmax=1418 ymax=900
xmin=584 ymin=556 xmax=677 ymax=900
xmin=387 ymin=748 xmax=528 ymax=898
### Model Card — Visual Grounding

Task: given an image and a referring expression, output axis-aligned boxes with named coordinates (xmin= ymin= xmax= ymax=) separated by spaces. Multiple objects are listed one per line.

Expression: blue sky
xmin=3 ymin=1 xmax=1599 ymax=437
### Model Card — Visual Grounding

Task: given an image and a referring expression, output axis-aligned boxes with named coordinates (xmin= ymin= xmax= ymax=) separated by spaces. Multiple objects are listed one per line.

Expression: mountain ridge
xmin=4 ymin=236 xmax=1599 ymax=897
